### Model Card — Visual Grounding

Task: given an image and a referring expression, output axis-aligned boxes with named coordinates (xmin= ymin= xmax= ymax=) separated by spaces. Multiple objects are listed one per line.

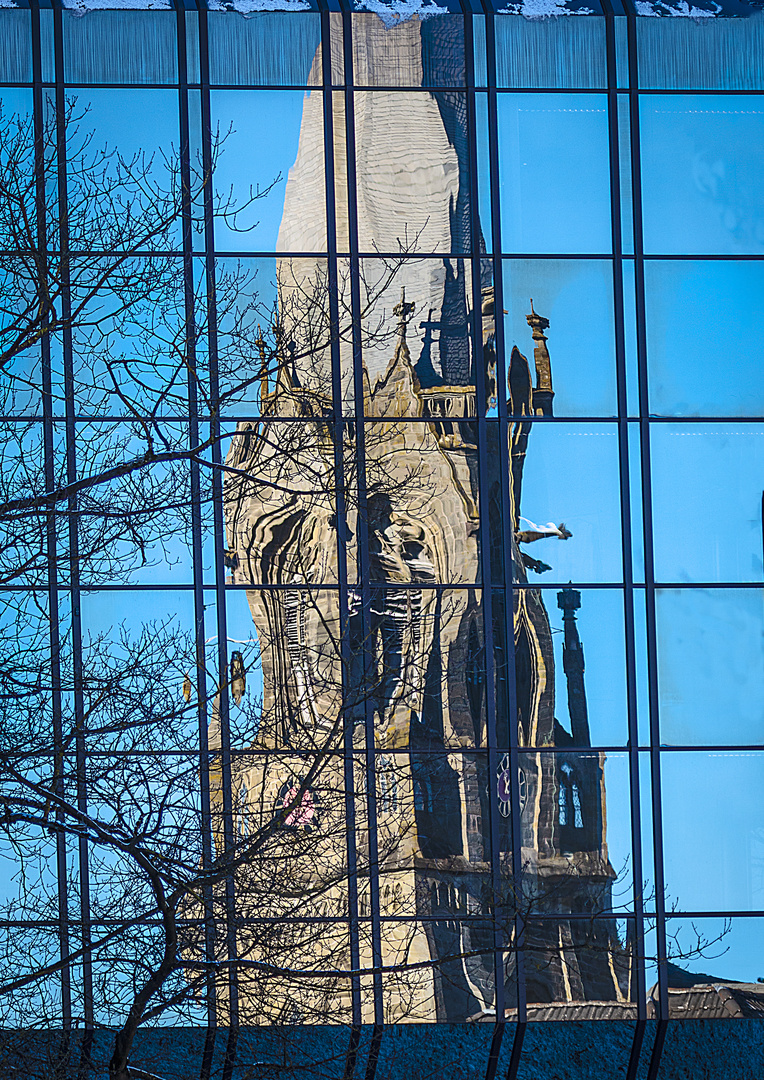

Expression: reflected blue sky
xmin=519 ymin=424 xmax=623 ymax=583
xmin=640 ymin=95 xmax=764 ymax=256
xmin=657 ymin=588 xmax=764 ymax=747
xmin=646 ymin=259 xmax=764 ymax=418
xmin=651 ymin=425 xmax=764 ymax=583
xmin=497 ymin=93 xmax=612 ymax=255
xmin=211 ymin=89 xmax=317 ymax=253
xmin=661 ymin=752 xmax=764 ymax=913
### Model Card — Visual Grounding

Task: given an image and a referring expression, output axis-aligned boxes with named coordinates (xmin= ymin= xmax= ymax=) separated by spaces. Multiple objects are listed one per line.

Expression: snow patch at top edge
xmin=498 ymin=0 xmax=593 ymax=15
xmin=61 ymin=0 xmax=171 ymax=14
xmin=354 ymin=0 xmax=449 ymax=28
xmin=634 ymin=0 xmax=722 ymax=13
xmin=208 ymin=0 xmax=311 ymax=12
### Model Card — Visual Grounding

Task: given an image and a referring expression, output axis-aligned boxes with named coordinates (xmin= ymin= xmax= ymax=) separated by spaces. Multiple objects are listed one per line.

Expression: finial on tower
xmin=256 ymin=323 xmax=269 ymax=404
xmin=393 ymin=287 xmax=415 ymax=341
xmin=525 ymin=299 xmax=554 ymax=417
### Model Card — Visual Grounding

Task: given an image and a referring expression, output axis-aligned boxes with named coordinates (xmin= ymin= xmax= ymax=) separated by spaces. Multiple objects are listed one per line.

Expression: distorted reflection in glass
xmin=651 ymin=424 xmax=764 ymax=583
xmin=503 ymin=259 xmax=617 ymax=417
xmin=640 ymin=95 xmax=764 ymax=256
xmin=513 ymin=423 xmax=623 ymax=583
xmin=207 ymin=12 xmax=321 ymax=87
xmin=656 ymin=588 xmax=764 ymax=746
xmin=547 ymin=587 xmax=629 ymax=747
xmin=660 ymin=917 xmax=764 ymax=1020
xmin=351 ymin=91 xmax=470 ymax=256
xmin=211 ymin=90 xmax=326 ymax=254
xmin=515 ymin=752 xmax=632 ymax=917
xmin=359 ymin=257 xmax=476 ymax=413
xmin=497 ymin=93 xmax=612 ymax=254
xmin=351 ymin=13 xmax=466 ymax=88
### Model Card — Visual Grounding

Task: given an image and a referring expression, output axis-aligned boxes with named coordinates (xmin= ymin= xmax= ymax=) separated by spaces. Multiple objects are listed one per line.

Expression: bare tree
xmin=0 ymin=93 xmax=449 ymax=1080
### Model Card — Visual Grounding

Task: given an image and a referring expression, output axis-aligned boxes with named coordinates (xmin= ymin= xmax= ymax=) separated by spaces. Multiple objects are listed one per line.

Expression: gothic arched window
xmin=378 ymin=755 xmax=399 ymax=813
xmin=559 ymin=761 xmax=584 ymax=830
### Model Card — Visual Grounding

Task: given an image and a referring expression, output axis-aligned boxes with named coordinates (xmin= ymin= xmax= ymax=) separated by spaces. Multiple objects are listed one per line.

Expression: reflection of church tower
xmin=221 ymin=14 xmax=629 ymax=1023
xmin=276 ymin=16 xmax=476 ymax=397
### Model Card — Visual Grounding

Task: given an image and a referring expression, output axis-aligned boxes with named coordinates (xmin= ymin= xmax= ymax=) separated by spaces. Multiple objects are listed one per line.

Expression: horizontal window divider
xmin=7 ymin=582 xmax=764 ymax=592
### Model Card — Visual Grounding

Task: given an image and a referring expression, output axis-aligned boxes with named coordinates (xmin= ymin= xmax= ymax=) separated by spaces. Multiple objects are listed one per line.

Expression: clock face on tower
xmin=497 ymin=754 xmax=527 ymax=819
xmin=276 ymin=778 xmax=320 ymax=831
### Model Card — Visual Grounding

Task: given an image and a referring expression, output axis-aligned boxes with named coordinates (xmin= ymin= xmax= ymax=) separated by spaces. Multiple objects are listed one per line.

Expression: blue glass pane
xmin=63 ymin=11 xmax=178 ymax=85
xmin=638 ymin=16 xmax=764 ymax=92
xmin=502 ymin=259 xmax=617 ymax=417
xmin=514 ymin=423 xmax=623 ymax=583
xmin=640 ymin=94 xmax=764 ymax=255
xmin=208 ymin=12 xmax=321 ymax=87
xmin=656 ymin=588 xmax=764 ymax=746
xmin=0 ymin=10 xmax=31 ymax=83
xmin=497 ymin=93 xmax=612 ymax=254
xmin=660 ymin=751 xmax=764 ymax=912
xmin=495 ymin=14 xmax=606 ymax=90
xmin=211 ymin=89 xmax=326 ymax=254
xmin=651 ymin=424 xmax=764 ymax=583
xmin=646 ymin=260 xmax=764 ymax=417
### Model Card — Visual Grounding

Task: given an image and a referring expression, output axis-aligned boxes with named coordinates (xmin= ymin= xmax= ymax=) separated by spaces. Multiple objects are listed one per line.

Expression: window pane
xmin=651 ymin=424 xmax=764 ymax=584
xmin=511 ymin=423 xmax=623 ymax=584
xmin=0 ymin=11 xmax=31 ymax=83
xmin=73 ymin=422 xmax=194 ymax=586
xmin=497 ymin=93 xmax=612 ymax=255
xmin=517 ymin=753 xmax=632 ymax=917
xmin=660 ymin=750 xmax=764 ymax=912
xmin=640 ymin=95 xmax=764 ymax=256
xmin=646 ymin=260 xmax=764 ymax=418
xmin=352 ymin=14 xmax=466 ymax=88
xmin=208 ymin=12 xmax=322 ymax=87
xmin=211 ymin=89 xmax=326 ymax=254
xmin=662 ymin=917 xmax=764 ymax=1019
xmin=656 ymin=588 xmax=764 ymax=747
xmin=637 ymin=17 xmax=764 ymax=93
xmin=216 ymin=255 xmax=332 ymax=417
xmin=360 ymin=256 xmax=476 ymax=403
xmin=63 ymin=11 xmax=178 ymax=85
xmin=64 ymin=89 xmax=181 ymax=249
xmin=495 ymin=15 xmax=607 ymax=90
xmin=522 ymin=918 xmax=634 ymax=1017
xmin=351 ymin=91 xmax=471 ymax=256
xmin=503 ymin=259 xmax=617 ymax=417
xmin=547 ymin=587 xmax=628 ymax=748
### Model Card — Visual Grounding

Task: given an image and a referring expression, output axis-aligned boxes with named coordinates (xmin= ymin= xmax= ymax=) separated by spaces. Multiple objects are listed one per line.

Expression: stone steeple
xmin=526 ymin=299 xmax=554 ymax=417
xmin=557 ymin=586 xmax=590 ymax=748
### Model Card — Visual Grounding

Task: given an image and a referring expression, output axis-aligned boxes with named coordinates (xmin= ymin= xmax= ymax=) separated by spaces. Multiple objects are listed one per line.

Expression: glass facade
xmin=1 ymin=1 xmax=763 ymax=1077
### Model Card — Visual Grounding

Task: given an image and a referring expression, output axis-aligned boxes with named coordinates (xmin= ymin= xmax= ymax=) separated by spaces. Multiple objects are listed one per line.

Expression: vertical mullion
xmin=317 ymin=1 xmax=363 ymax=1048
xmin=482 ymin=7 xmax=527 ymax=1064
xmin=602 ymin=4 xmax=647 ymax=1072
xmin=625 ymin=7 xmax=668 ymax=1070
xmin=196 ymin=7 xmax=240 ymax=1075
xmin=339 ymin=1 xmax=384 ymax=1032
xmin=462 ymin=4 xmax=506 ymax=1042
xmin=31 ymin=0 xmax=72 ymax=1036
xmin=52 ymin=3 xmax=94 ymax=1050
xmin=173 ymin=5 xmax=217 ymax=1078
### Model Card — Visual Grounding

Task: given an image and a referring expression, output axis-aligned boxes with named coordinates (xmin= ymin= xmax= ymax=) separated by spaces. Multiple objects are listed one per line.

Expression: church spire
xmin=557 ymin=586 xmax=590 ymax=748
xmin=393 ymin=287 xmax=415 ymax=365
xmin=526 ymin=299 xmax=554 ymax=417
